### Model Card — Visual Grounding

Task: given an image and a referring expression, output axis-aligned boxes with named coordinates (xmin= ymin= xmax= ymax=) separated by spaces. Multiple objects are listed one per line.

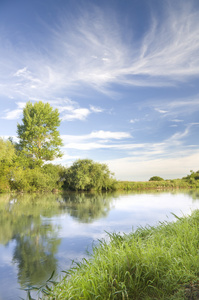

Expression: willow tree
xmin=17 ymin=101 xmax=63 ymax=165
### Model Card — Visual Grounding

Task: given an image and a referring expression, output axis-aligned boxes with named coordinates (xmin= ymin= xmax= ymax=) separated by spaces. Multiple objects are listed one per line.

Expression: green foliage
xmin=10 ymin=167 xmax=49 ymax=192
xmin=0 ymin=138 xmax=15 ymax=162
xmin=65 ymin=159 xmax=116 ymax=191
xmin=149 ymin=176 xmax=164 ymax=181
xmin=115 ymin=179 xmax=191 ymax=191
xmin=10 ymin=164 xmax=67 ymax=192
xmin=17 ymin=101 xmax=63 ymax=164
xmin=47 ymin=210 xmax=199 ymax=299
xmin=0 ymin=129 xmax=198 ymax=194
xmin=0 ymin=138 xmax=66 ymax=193
xmin=0 ymin=138 xmax=15 ymax=192
xmin=183 ymin=170 xmax=199 ymax=187
xmin=41 ymin=163 xmax=66 ymax=190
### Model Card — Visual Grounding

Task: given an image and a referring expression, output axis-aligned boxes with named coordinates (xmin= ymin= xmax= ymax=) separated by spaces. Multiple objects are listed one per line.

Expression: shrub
xmin=65 ymin=159 xmax=115 ymax=191
xmin=149 ymin=176 xmax=164 ymax=181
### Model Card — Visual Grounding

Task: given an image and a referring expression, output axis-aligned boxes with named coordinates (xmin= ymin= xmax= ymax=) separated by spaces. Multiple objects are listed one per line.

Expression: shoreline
xmin=1 ymin=179 xmax=197 ymax=194
xmin=38 ymin=210 xmax=199 ymax=299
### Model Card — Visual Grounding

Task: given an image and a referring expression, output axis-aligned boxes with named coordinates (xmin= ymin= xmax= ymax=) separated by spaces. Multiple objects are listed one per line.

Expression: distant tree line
xmin=149 ymin=171 xmax=199 ymax=186
xmin=0 ymin=101 xmax=115 ymax=193
xmin=182 ymin=170 xmax=199 ymax=184
xmin=149 ymin=176 xmax=164 ymax=181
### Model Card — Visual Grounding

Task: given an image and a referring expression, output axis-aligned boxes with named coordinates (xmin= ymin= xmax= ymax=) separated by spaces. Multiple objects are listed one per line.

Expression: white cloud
xmin=1 ymin=99 xmax=103 ymax=122
xmin=62 ymin=142 xmax=146 ymax=151
xmin=61 ymin=126 xmax=191 ymax=153
xmin=59 ymin=125 xmax=198 ymax=178
xmin=105 ymin=151 xmax=199 ymax=181
xmin=147 ymin=95 xmax=199 ymax=119
xmin=169 ymin=98 xmax=199 ymax=109
xmin=1 ymin=102 xmax=26 ymax=120
xmin=52 ymin=152 xmax=79 ymax=166
xmin=90 ymin=105 xmax=103 ymax=113
xmin=0 ymin=1 xmax=199 ymax=100
xmin=61 ymin=130 xmax=131 ymax=147
xmin=171 ymin=119 xmax=184 ymax=123
xmin=2 ymin=109 xmax=22 ymax=120
xmin=168 ymin=127 xmax=190 ymax=142
xmin=1 ymin=135 xmax=19 ymax=143
xmin=54 ymin=1 xmax=199 ymax=88
xmin=90 ymin=130 xmax=130 ymax=139
xmin=50 ymin=99 xmax=104 ymax=121
xmin=130 ymin=119 xmax=139 ymax=123
xmin=13 ymin=67 xmax=28 ymax=77
xmin=60 ymin=130 xmax=133 ymax=151
xmin=155 ymin=108 xmax=168 ymax=114
xmin=61 ymin=108 xmax=91 ymax=121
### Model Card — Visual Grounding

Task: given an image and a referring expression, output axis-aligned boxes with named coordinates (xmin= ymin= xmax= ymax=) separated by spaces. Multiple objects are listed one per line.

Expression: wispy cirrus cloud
xmin=54 ymin=99 xmax=103 ymax=121
xmin=61 ymin=124 xmax=198 ymax=160
xmin=151 ymin=95 xmax=199 ymax=119
xmin=130 ymin=119 xmax=139 ymax=124
xmin=61 ymin=130 xmax=133 ymax=151
xmin=1 ymin=102 xmax=26 ymax=120
xmin=1 ymin=99 xmax=104 ymax=121
xmin=171 ymin=119 xmax=184 ymax=123
xmin=52 ymin=0 xmax=199 ymax=88
xmin=0 ymin=1 xmax=199 ymax=100
xmin=103 ymin=125 xmax=199 ymax=180
xmin=61 ymin=130 xmax=131 ymax=144
xmin=155 ymin=108 xmax=168 ymax=114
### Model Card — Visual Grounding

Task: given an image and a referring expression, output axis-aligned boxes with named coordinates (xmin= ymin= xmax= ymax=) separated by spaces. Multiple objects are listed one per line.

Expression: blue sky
xmin=0 ymin=0 xmax=199 ymax=180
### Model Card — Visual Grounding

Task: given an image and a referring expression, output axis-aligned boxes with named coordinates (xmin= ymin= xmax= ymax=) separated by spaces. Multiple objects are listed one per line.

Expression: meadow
xmin=39 ymin=209 xmax=199 ymax=300
xmin=115 ymin=179 xmax=192 ymax=191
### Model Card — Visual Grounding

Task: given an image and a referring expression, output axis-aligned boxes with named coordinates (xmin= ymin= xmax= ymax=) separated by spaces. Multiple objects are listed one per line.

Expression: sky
xmin=0 ymin=0 xmax=199 ymax=181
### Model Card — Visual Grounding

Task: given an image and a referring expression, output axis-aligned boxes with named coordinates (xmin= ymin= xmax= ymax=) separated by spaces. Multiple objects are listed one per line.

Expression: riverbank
xmin=1 ymin=150 xmax=198 ymax=193
xmin=43 ymin=210 xmax=199 ymax=300
xmin=114 ymin=179 xmax=194 ymax=191
xmin=3 ymin=178 xmax=197 ymax=195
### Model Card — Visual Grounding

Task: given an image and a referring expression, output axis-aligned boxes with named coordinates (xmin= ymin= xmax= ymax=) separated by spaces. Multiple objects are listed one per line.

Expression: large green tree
xmin=17 ymin=101 xmax=63 ymax=164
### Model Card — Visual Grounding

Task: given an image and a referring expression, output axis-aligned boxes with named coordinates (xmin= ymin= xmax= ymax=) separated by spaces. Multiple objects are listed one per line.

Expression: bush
xmin=41 ymin=163 xmax=66 ymax=190
xmin=65 ymin=159 xmax=115 ymax=191
xmin=0 ymin=138 xmax=15 ymax=192
xmin=183 ymin=170 xmax=199 ymax=181
xmin=10 ymin=164 xmax=67 ymax=192
xmin=149 ymin=176 xmax=164 ymax=181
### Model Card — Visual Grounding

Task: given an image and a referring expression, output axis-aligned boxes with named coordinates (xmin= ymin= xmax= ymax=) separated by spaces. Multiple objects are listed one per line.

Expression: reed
xmin=45 ymin=210 xmax=199 ymax=299
xmin=115 ymin=179 xmax=193 ymax=191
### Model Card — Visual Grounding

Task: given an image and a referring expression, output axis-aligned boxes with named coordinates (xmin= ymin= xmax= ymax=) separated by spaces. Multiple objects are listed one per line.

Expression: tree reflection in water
xmin=0 ymin=191 xmax=116 ymax=288
xmin=62 ymin=192 xmax=116 ymax=223
xmin=0 ymin=193 xmax=62 ymax=287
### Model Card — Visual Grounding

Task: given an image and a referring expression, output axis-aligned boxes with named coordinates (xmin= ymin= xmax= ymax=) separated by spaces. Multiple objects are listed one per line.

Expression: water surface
xmin=0 ymin=190 xmax=199 ymax=300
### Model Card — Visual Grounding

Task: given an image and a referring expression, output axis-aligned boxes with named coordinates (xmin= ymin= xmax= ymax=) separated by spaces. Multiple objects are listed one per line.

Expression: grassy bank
xmin=114 ymin=179 xmax=195 ymax=191
xmin=43 ymin=210 xmax=199 ymax=300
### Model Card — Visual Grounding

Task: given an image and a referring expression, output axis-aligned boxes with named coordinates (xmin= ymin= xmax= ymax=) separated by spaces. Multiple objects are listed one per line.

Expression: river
xmin=0 ymin=190 xmax=199 ymax=300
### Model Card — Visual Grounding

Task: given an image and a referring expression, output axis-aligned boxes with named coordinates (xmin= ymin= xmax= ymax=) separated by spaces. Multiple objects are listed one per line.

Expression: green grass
xmin=44 ymin=210 xmax=199 ymax=299
xmin=114 ymin=179 xmax=193 ymax=191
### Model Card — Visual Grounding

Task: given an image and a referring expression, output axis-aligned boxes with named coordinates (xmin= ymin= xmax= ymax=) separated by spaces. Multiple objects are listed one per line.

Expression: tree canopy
xmin=0 ymin=138 xmax=15 ymax=163
xmin=17 ymin=101 xmax=63 ymax=164
xmin=149 ymin=176 xmax=164 ymax=181
xmin=65 ymin=159 xmax=115 ymax=191
xmin=0 ymin=138 xmax=15 ymax=192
